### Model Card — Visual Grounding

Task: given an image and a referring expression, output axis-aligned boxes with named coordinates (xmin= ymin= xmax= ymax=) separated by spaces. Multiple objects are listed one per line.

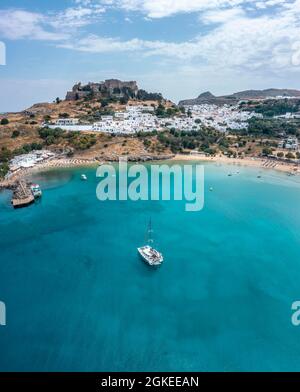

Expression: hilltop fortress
xmin=66 ymin=79 xmax=139 ymax=101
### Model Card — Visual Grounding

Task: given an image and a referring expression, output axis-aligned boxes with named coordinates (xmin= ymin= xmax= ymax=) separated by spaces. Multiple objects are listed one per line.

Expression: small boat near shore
xmin=81 ymin=174 xmax=87 ymax=181
xmin=138 ymin=219 xmax=163 ymax=267
xmin=30 ymin=184 xmax=42 ymax=198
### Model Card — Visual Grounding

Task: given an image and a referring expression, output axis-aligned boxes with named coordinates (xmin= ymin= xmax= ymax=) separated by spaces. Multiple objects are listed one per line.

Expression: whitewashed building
xmin=55 ymin=118 xmax=79 ymax=126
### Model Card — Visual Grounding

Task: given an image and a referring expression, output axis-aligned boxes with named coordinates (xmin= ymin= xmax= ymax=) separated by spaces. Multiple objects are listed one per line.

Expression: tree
xmin=262 ymin=147 xmax=273 ymax=156
xmin=58 ymin=112 xmax=70 ymax=118
xmin=0 ymin=162 xmax=9 ymax=178
xmin=100 ymin=99 xmax=109 ymax=108
xmin=277 ymin=152 xmax=284 ymax=158
xmin=155 ymin=104 xmax=166 ymax=117
xmin=0 ymin=147 xmax=12 ymax=162
xmin=0 ymin=118 xmax=9 ymax=125
xmin=285 ymin=152 xmax=295 ymax=159
xmin=55 ymin=97 xmax=61 ymax=104
xmin=11 ymin=130 xmax=20 ymax=138
xmin=143 ymin=139 xmax=151 ymax=148
xmin=120 ymin=96 xmax=129 ymax=105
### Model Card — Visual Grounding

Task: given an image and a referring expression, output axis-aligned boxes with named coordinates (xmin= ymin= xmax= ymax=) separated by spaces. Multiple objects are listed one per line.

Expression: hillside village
xmin=1 ymin=80 xmax=300 ymax=181
xmin=46 ymin=103 xmax=261 ymax=134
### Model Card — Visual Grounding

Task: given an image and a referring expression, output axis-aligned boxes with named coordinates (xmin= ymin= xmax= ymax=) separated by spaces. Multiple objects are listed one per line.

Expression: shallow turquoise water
xmin=1 ymin=162 xmax=300 ymax=371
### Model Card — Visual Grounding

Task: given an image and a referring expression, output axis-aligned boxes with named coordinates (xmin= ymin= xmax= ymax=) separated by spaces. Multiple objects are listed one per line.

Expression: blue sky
xmin=0 ymin=0 xmax=300 ymax=111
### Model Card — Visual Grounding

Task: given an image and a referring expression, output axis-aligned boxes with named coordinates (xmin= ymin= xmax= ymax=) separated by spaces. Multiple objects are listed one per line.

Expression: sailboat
xmin=137 ymin=219 xmax=164 ymax=267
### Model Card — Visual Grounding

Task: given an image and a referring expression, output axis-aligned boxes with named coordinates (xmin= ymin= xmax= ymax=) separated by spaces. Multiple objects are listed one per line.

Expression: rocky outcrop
xmin=66 ymin=79 xmax=139 ymax=101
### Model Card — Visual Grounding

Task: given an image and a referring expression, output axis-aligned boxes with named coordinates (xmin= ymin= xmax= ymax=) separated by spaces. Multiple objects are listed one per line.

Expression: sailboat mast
xmin=148 ymin=218 xmax=153 ymax=246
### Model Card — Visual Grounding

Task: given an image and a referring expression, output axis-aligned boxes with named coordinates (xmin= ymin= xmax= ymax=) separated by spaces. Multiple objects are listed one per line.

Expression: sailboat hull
xmin=137 ymin=245 xmax=163 ymax=267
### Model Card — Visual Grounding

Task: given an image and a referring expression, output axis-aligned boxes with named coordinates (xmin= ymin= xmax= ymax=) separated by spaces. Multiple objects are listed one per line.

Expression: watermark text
xmin=96 ymin=159 xmax=204 ymax=212
xmin=0 ymin=301 xmax=6 ymax=326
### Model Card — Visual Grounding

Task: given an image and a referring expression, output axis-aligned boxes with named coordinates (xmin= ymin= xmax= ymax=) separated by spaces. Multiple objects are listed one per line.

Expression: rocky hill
xmin=0 ymin=80 xmax=175 ymax=174
xmin=179 ymin=88 xmax=300 ymax=106
xmin=66 ymin=79 xmax=164 ymax=103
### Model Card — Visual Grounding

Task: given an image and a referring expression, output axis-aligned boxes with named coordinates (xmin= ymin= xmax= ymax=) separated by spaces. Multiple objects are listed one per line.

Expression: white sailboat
xmin=138 ymin=219 xmax=163 ymax=267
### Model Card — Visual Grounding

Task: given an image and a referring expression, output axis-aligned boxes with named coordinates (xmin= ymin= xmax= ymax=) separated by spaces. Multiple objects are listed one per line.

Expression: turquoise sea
xmin=1 ymin=161 xmax=300 ymax=371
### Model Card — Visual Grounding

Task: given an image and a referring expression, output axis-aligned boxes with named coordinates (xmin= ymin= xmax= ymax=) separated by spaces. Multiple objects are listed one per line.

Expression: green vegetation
xmin=243 ymin=99 xmax=300 ymax=117
xmin=262 ymin=147 xmax=274 ymax=156
xmin=143 ymin=139 xmax=151 ymax=149
xmin=0 ymin=147 xmax=12 ymax=162
xmin=155 ymin=104 xmax=180 ymax=118
xmin=14 ymin=143 xmax=43 ymax=155
xmin=0 ymin=162 xmax=9 ymax=178
xmin=100 ymin=98 xmax=110 ymax=107
xmin=39 ymin=127 xmax=65 ymax=145
xmin=68 ymin=133 xmax=97 ymax=150
xmin=120 ymin=96 xmax=129 ymax=105
xmin=156 ymin=128 xmax=220 ymax=154
xmin=0 ymin=147 xmax=12 ymax=178
xmin=285 ymin=152 xmax=296 ymax=159
xmin=0 ymin=118 xmax=9 ymax=125
xmin=136 ymin=90 xmax=163 ymax=102
xmin=11 ymin=130 xmax=20 ymax=138
xmin=245 ymin=118 xmax=299 ymax=137
xmin=38 ymin=126 xmax=96 ymax=150
xmin=43 ymin=115 xmax=51 ymax=122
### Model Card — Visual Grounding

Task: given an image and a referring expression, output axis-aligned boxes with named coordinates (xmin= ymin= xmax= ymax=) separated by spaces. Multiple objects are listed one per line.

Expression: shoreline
xmin=0 ymin=158 xmax=99 ymax=189
xmin=171 ymin=154 xmax=300 ymax=174
xmin=1 ymin=154 xmax=299 ymax=189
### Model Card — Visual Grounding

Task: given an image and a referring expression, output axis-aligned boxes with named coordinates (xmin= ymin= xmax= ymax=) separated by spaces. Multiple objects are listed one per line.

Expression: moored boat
xmin=137 ymin=219 xmax=163 ymax=267
xmin=30 ymin=184 xmax=42 ymax=198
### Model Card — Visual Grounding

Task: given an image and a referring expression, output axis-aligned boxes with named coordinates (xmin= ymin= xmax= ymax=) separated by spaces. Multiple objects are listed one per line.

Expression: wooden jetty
xmin=11 ymin=180 xmax=35 ymax=209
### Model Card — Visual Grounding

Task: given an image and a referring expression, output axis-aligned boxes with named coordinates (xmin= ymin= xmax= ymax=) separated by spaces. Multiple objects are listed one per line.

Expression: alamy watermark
xmin=0 ymin=301 xmax=6 ymax=326
xmin=291 ymin=301 xmax=300 ymax=326
xmin=96 ymin=159 xmax=204 ymax=212
xmin=0 ymin=41 xmax=6 ymax=65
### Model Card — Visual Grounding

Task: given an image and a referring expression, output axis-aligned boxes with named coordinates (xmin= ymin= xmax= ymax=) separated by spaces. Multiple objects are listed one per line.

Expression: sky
xmin=0 ymin=0 xmax=300 ymax=111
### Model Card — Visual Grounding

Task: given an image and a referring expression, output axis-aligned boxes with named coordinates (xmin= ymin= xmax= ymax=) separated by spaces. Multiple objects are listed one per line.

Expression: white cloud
xmin=291 ymin=42 xmax=300 ymax=66
xmin=1 ymin=1 xmax=300 ymax=97
xmin=107 ymin=0 xmax=247 ymax=18
xmin=0 ymin=10 xmax=67 ymax=41
xmin=200 ymin=7 xmax=246 ymax=24
xmin=60 ymin=1 xmax=300 ymax=73
xmin=50 ymin=6 xmax=105 ymax=29
xmin=0 ymin=5 xmax=105 ymax=41
xmin=102 ymin=0 xmax=291 ymax=18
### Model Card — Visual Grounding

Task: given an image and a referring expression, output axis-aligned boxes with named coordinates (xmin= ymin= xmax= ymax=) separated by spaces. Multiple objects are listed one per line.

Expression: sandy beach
xmin=1 ymin=153 xmax=299 ymax=189
xmin=0 ymin=157 xmax=99 ymax=188
xmin=171 ymin=154 xmax=300 ymax=174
